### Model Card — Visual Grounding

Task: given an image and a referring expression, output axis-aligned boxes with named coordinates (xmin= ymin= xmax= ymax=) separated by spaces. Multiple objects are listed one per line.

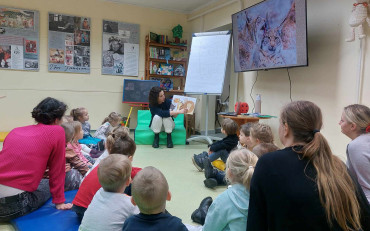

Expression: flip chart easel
xmin=185 ymin=31 xmax=231 ymax=144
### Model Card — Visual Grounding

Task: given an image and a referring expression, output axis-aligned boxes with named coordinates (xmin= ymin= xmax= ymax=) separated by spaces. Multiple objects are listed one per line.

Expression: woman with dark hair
xmin=0 ymin=97 xmax=72 ymax=222
xmin=339 ymin=104 xmax=370 ymax=203
xmin=247 ymin=101 xmax=370 ymax=231
xmin=148 ymin=86 xmax=187 ymax=148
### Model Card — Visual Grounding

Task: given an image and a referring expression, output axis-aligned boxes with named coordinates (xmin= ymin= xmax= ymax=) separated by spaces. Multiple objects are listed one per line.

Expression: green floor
xmin=0 ymin=138 xmax=226 ymax=229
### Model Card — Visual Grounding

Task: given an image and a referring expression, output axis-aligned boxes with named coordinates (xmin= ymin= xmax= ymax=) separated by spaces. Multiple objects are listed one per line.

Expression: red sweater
xmin=0 ymin=124 xmax=66 ymax=204
xmin=73 ymin=165 xmax=141 ymax=208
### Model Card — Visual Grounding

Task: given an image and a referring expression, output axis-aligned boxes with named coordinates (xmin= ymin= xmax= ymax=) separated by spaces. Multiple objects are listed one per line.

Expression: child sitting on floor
xmin=93 ymin=112 xmax=121 ymax=141
xmin=79 ymin=154 xmax=139 ymax=231
xmin=122 ymin=166 xmax=188 ymax=231
xmin=62 ymin=122 xmax=90 ymax=191
xmin=192 ymin=118 xmax=239 ymax=171
xmin=238 ymin=123 xmax=254 ymax=150
xmin=68 ymin=121 xmax=95 ymax=166
xmin=70 ymin=107 xmax=104 ymax=151
xmin=72 ymin=126 xmax=141 ymax=220
xmin=188 ymin=149 xmax=258 ymax=231
xmin=203 ymin=122 xmax=274 ymax=188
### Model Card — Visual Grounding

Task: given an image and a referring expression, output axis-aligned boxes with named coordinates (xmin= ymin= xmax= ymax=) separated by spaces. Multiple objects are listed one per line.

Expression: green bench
xmin=134 ymin=110 xmax=186 ymax=145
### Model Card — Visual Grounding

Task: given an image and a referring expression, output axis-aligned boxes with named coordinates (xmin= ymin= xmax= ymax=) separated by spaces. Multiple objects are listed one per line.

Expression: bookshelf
xmin=145 ymin=35 xmax=188 ymax=95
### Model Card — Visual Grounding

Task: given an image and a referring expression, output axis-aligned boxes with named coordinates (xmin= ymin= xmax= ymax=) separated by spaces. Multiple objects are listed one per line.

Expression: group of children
xmin=56 ymin=107 xmax=123 ymax=191
xmin=39 ymin=104 xmax=278 ymax=230
xmin=192 ymin=118 xmax=278 ymax=189
xmin=66 ymin=114 xmax=278 ymax=231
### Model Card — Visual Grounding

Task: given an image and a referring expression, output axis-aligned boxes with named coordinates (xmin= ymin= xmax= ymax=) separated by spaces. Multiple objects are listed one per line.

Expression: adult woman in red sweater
xmin=0 ymin=97 xmax=72 ymax=221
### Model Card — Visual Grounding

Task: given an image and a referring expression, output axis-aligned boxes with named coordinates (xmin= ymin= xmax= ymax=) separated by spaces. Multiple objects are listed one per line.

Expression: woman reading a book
xmin=148 ymin=86 xmax=187 ymax=148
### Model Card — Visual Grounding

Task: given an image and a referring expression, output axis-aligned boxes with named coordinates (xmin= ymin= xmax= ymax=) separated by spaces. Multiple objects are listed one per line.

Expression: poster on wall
xmin=0 ymin=7 xmax=39 ymax=70
xmin=48 ymin=13 xmax=90 ymax=73
xmin=102 ymin=20 xmax=139 ymax=76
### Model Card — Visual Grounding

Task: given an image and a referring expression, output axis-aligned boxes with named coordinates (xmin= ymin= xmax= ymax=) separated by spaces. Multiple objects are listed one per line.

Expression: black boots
xmin=153 ymin=133 xmax=173 ymax=148
xmin=152 ymin=133 xmax=159 ymax=148
xmin=191 ymin=196 xmax=213 ymax=225
xmin=167 ymin=133 xmax=173 ymax=148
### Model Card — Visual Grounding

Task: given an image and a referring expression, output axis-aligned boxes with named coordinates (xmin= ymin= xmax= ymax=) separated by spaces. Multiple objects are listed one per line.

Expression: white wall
xmin=0 ymin=0 xmax=190 ymax=131
xmin=189 ymin=0 xmax=370 ymax=159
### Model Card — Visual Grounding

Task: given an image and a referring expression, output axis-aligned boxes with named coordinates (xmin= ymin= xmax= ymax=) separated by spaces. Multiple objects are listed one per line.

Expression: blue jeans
xmin=0 ymin=179 xmax=51 ymax=222
xmin=208 ymin=149 xmax=229 ymax=162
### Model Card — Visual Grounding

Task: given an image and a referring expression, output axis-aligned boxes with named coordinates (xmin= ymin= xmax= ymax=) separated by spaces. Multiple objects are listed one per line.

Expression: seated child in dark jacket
xmin=203 ymin=123 xmax=277 ymax=189
xmin=192 ymin=118 xmax=239 ymax=171
xmin=122 ymin=166 xmax=188 ymax=231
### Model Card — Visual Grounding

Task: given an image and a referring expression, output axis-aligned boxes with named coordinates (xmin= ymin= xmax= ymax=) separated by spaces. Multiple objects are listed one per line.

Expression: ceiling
xmin=105 ymin=0 xmax=221 ymax=14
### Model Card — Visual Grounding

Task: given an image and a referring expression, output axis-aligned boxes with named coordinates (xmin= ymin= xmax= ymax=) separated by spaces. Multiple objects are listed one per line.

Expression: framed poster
xmin=48 ymin=13 xmax=90 ymax=73
xmin=0 ymin=7 xmax=39 ymax=70
xmin=102 ymin=20 xmax=139 ymax=76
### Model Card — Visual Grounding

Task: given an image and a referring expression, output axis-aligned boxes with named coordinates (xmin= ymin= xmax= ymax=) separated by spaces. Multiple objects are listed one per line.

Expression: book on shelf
xmin=150 ymin=61 xmax=159 ymax=74
xmin=150 ymin=77 xmax=173 ymax=91
xmin=173 ymin=64 xmax=185 ymax=76
xmin=171 ymin=49 xmax=188 ymax=61
xmin=170 ymin=95 xmax=197 ymax=115
xmin=150 ymin=47 xmax=158 ymax=59
xmin=158 ymin=63 xmax=173 ymax=76
xmin=149 ymin=32 xmax=159 ymax=42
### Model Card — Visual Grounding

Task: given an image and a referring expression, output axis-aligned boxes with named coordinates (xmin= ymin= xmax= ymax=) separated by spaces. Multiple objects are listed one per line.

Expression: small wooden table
xmin=219 ymin=115 xmax=271 ymax=133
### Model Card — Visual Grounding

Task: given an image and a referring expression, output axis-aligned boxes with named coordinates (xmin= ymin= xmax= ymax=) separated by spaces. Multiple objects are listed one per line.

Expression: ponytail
xmin=105 ymin=126 xmax=135 ymax=156
xmin=226 ymin=148 xmax=258 ymax=191
xmin=303 ymin=132 xmax=360 ymax=230
xmin=282 ymin=101 xmax=361 ymax=231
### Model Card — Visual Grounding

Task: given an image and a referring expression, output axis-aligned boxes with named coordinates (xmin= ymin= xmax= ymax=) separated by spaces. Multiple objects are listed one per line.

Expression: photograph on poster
xmin=74 ymin=56 xmax=83 ymax=66
xmin=65 ymin=55 xmax=73 ymax=66
xmin=49 ymin=14 xmax=78 ymax=33
xmin=82 ymin=57 xmax=89 ymax=67
xmin=0 ymin=7 xmax=39 ymax=71
xmin=66 ymin=46 xmax=73 ymax=55
xmin=81 ymin=18 xmax=90 ymax=30
xmin=25 ymin=59 xmax=38 ymax=69
xmin=0 ymin=8 xmax=34 ymax=30
xmin=101 ymin=20 xmax=139 ymax=76
xmin=48 ymin=13 xmax=90 ymax=73
xmin=25 ymin=40 xmax=37 ymax=53
xmin=103 ymin=20 xmax=118 ymax=33
xmin=0 ymin=45 xmax=11 ymax=68
xmin=74 ymin=46 xmax=89 ymax=56
xmin=74 ymin=30 xmax=89 ymax=46
xmin=49 ymin=48 xmax=64 ymax=64
xmin=102 ymin=51 xmax=114 ymax=67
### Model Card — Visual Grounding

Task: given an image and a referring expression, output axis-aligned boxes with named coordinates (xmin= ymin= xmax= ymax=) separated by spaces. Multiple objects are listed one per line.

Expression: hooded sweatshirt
xmin=203 ymin=184 xmax=249 ymax=231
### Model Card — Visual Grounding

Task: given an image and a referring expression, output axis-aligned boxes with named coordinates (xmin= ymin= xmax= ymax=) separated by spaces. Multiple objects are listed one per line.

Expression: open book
xmin=170 ymin=95 xmax=197 ymax=115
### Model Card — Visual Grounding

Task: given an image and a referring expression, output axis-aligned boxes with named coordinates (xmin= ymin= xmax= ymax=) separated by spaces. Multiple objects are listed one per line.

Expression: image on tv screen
xmin=232 ymin=0 xmax=307 ymax=72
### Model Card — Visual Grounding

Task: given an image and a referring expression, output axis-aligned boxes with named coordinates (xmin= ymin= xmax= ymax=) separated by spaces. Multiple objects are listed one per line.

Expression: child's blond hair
xmin=62 ymin=115 xmax=73 ymax=123
xmin=98 ymin=154 xmax=131 ymax=192
xmin=252 ymin=143 xmax=279 ymax=158
xmin=222 ymin=118 xmax=239 ymax=135
xmin=226 ymin=149 xmax=258 ymax=191
xmin=60 ymin=122 xmax=75 ymax=143
xmin=131 ymin=166 xmax=168 ymax=214
xmin=102 ymin=112 xmax=121 ymax=125
xmin=70 ymin=107 xmax=86 ymax=121
xmin=106 ymin=126 xmax=136 ymax=156
xmin=68 ymin=121 xmax=82 ymax=142
xmin=250 ymin=123 xmax=274 ymax=143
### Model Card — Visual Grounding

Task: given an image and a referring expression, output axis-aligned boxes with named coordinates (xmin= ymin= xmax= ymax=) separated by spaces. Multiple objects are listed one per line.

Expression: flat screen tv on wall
xmin=232 ymin=0 xmax=308 ymax=72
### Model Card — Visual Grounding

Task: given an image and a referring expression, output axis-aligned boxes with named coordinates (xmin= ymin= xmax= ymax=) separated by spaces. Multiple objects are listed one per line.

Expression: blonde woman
xmin=248 ymin=101 xmax=370 ymax=231
xmin=339 ymin=104 xmax=370 ymax=203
